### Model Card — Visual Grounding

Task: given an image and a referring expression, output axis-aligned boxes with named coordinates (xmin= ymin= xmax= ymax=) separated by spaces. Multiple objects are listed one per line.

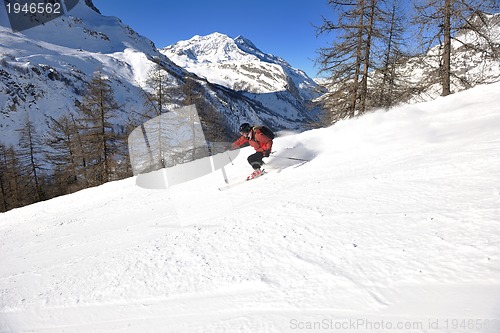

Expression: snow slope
xmin=1 ymin=82 xmax=500 ymax=332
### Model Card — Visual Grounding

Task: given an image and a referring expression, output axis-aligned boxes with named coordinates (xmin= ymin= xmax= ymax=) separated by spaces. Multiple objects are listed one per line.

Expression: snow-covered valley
xmin=1 ymin=81 xmax=499 ymax=332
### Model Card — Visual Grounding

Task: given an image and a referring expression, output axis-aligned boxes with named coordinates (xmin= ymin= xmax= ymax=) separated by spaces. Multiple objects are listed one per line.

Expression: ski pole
xmin=226 ymin=151 xmax=234 ymax=165
xmin=220 ymin=166 xmax=229 ymax=184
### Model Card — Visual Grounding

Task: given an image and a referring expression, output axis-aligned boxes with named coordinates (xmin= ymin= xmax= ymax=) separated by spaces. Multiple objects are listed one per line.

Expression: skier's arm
xmin=231 ymin=136 xmax=249 ymax=150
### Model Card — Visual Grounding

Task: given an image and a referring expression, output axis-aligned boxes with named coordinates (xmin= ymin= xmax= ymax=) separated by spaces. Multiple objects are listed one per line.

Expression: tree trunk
xmin=442 ymin=0 xmax=452 ymax=96
xmin=360 ymin=0 xmax=376 ymax=113
xmin=351 ymin=0 xmax=365 ymax=116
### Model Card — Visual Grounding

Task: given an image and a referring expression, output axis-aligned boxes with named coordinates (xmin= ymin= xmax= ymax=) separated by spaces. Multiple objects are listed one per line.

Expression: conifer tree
xmin=45 ymin=113 xmax=83 ymax=194
xmin=0 ymin=144 xmax=20 ymax=211
xmin=413 ymin=0 xmax=500 ymax=96
xmin=17 ymin=115 xmax=45 ymax=202
xmin=316 ymin=0 xmax=393 ymax=122
xmin=0 ymin=144 xmax=8 ymax=212
xmin=371 ymin=0 xmax=409 ymax=109
xmin=77 ymin=71 xmax=120 ymax=185
xmin=143 ymin=65 xmax=175 ymax=118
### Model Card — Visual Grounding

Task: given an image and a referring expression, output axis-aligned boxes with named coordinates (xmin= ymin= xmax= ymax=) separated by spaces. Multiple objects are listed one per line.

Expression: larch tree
xmin=413 ymin=0 xmax=500 ymax=96
xmin=316 ymin=0 xmax=398 ymax=122
xmin=45 ymin=113 xmax=84 ymax=194
xmin=77 ymin=71 xmax=120 ymax=185
xmin=17 ymin=115 xmax=45 ymax=202
xmin=0 ymin=144 xmax=22 ymax=212
xmin=371 ymin=0 xmax=410 ymax=109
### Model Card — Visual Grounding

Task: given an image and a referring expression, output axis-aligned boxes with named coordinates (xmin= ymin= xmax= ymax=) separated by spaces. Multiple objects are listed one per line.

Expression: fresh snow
xmin=1 ymin=82 xmax=500 ymax=332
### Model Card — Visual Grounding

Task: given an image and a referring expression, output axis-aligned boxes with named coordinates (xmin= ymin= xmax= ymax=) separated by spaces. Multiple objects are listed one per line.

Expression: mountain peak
xmin=84 ymin=0 xmax=101 ymax=14
xmin=164 ymin=32 xmax=246 ymax=63
xmin=161 ymin=32 xmax=320 ymax=101
xmin=233 ymin=35 xmax=261 ymax=53
xmin=164 ymin=33 xmax=270 ymax=64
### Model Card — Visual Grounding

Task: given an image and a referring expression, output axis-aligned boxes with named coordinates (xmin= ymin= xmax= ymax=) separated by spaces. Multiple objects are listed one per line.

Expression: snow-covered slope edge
xmin=1 ymin=82 xmax=500 ymax=332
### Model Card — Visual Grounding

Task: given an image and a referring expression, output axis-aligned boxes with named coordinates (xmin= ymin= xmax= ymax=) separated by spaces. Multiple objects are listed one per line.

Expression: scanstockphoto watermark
xmin=290 ymin=318 xmax=423 ymax=331
xmin=289 ymin=318 xmax=500 ymax=331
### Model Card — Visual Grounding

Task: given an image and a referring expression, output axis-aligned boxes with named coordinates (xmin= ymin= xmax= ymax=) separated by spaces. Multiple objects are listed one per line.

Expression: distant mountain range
xmin=0 ymin=1 xmax=321 ymax=151
xmin=161 ymin=33 xmax=318 ymax=99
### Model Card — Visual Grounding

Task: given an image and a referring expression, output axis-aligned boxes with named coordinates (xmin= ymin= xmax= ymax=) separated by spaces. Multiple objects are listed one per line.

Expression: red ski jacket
xmin=231 ymin=127 xmax=273 ymax=154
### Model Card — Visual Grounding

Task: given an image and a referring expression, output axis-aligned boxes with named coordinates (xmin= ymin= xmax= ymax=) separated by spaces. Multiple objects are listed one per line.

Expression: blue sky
xmin=92 ymin=0 xmax=333 ymax=78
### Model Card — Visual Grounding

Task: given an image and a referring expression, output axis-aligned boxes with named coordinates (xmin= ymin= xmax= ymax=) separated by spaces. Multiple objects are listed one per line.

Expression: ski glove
xmin=263 ymin=150 xmax=271 ymax=157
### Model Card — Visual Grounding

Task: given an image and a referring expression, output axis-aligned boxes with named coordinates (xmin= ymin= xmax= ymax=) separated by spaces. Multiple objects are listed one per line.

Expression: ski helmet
xmin=239 ymin=123 xmax=252 ymax=133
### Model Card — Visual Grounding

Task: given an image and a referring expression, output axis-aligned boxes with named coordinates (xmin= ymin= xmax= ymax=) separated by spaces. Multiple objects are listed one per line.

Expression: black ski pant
xmin=247 ymin=152 xmax=264 ymax=170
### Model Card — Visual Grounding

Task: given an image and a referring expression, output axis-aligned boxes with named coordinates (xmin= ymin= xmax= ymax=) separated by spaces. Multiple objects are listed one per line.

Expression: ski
xmin=218 ymin=169 xmax=268 ymax=191
xmin=218 ymin=179 xmax=248 ymax=191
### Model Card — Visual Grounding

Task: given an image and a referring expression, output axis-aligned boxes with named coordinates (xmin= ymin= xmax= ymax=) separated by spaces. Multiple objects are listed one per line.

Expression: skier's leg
xmin=247 ymin=152 xmax=264 ymax=170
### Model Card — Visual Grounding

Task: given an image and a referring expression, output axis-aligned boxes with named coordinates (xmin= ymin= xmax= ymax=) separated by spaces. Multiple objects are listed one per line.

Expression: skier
xmin=231 ymin=123 xmax=273 ymax=180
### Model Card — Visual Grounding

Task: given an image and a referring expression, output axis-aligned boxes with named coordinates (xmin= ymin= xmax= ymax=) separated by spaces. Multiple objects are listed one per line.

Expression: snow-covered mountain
xmin=1 ymin=81 xmax=499 ymax=332
xmin=161 ymin=33 xmax=321 ymax=117
xmin=0 ymin=1 xmax=171 ymax=145
xmin=0 ymin=2 xmax=318 ymax=150
xmin=162 ymin=33 xmax=318 ymax=97
xmin=395 ymin=13 xmax=500 ymax=102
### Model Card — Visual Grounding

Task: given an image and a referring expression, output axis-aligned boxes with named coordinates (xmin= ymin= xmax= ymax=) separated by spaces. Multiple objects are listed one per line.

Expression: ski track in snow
xmin=1 ymin=83 xmax=500 ymax=332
